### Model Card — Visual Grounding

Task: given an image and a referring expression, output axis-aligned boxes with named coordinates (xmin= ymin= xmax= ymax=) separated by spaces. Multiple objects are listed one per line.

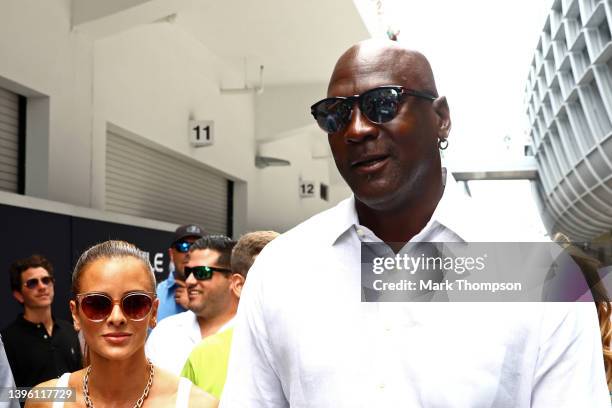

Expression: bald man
xmin=220 ymin=40 xmax=609 ymax=407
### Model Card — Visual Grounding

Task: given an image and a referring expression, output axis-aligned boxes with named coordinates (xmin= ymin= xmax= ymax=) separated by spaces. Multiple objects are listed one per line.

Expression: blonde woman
xmin=27 ymin=240 xmax=217 ymax=408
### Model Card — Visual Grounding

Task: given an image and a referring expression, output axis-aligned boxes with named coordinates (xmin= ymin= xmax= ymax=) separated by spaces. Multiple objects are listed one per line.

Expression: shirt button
xmin=37 ymin=324 xmax=41 ymax=328
xmin=379 ymin=383 xmax=385 ymax=390
xmin=43 ymin=334 xmax=48 ymax=339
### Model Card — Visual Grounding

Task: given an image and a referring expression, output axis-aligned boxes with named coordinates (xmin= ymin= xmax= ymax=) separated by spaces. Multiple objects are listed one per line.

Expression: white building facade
xmin=525 ymin=0 xmax=612 ymax=246
xmin=0 ymin=0 xmax=376 ymax=236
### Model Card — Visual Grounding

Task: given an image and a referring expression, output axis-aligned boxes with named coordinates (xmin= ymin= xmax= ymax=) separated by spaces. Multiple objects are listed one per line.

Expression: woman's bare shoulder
xmin=24 ymin=378 xmax=59 ymax=408
xmin=188 ymin=385 xmax=218 ymax=408
xmin=25 ymin=369 xmax=85 ymax=408
xmin=152 ymin=366 xmax=217 ymax=408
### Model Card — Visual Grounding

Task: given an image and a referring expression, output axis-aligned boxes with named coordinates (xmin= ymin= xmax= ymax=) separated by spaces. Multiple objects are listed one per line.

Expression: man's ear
xmin=433 ymin=96 xmax=451 ymax=140
xmin=230 ymin=274 xmax=245 ymax=299
xmin=12 ymin=290 xmax=24 ymax=305
xmin=69 ymin=300 xmax=81 ymax=331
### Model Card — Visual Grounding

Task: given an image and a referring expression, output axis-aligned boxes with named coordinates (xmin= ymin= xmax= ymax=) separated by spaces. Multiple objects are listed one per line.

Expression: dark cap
xmin=172 ymin=224 xmax=205 ymax=244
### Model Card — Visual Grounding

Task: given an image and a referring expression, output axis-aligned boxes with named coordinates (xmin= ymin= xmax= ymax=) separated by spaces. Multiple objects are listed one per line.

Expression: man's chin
xmin=353 ymin=185 xmax=404 ymax=211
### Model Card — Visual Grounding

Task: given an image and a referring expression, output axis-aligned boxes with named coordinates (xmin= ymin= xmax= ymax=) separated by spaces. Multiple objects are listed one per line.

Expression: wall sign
xmin=189 ymin=120 xmax=214 ymax=147
xmin=299 ymin=180 xmax=315 ymax=198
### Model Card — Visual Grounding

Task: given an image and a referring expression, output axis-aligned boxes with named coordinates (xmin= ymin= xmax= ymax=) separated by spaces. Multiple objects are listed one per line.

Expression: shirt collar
xmin=328 ymin=168 xmax=479 ymax=245
xmin=18 ymin=314 xmax=58 ymax=329
xmin=166 ymin=263 xmax=177 ymax=284
xmin=218 ymin=317 xmax=235 ymax=333
xmin=328 ymin=195 xmax=359 ymax=246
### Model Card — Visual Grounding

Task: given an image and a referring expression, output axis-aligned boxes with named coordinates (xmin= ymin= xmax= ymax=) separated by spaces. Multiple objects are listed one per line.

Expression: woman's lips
xmin=102 ymin=333 xmax=132 ymax=344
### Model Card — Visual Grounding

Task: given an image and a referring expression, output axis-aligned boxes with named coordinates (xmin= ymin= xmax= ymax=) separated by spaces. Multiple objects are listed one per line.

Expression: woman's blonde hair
xmin=72 ymin=240 xmax=155 ymax=295
xmin=553 ymin=233 xmax=612 ymax=389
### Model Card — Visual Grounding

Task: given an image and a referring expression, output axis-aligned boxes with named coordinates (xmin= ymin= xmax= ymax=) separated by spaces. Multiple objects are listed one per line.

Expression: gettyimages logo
xmin=361 ymin=242 xmax=611 ymax=302
xmin=372 ymin=253 xmax=487 ymax=275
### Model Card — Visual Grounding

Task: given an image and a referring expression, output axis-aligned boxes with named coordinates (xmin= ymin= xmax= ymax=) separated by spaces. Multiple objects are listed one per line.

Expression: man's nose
xmin=343 ymin=106 xmax=378 ymax=143
xmin=185 ymin=272 xmax=197 ymax=288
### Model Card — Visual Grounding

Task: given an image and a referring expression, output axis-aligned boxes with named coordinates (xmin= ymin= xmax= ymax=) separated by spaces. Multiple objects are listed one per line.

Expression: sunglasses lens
xmin=313 ymin=99 xmax=352 ymax=133
xmin=361 ymin=88 xmax=400 ymax=123
xmin=25 ymin=279 xmax=38 ymax=289
xmin=80 ymin=294 xmax=112 ymax=321
xmin=174 ymin=241 xmax=191 ymax=253
xmin=193 ymin=266 xmax=213 ymax=280
xmin=25 ymin=277 xmax=53 ymax=289
xmin=122 ymin=293 xmax=153 ymax=320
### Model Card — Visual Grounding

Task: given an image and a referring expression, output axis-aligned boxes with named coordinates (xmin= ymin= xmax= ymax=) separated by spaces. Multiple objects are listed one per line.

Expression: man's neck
xmin=356 ymin=177 xmax=445 ymax=250
xmin=196 ymin=308 xmax=236 ymax=338
xmin=23 ymin=307 xmax=54 ymax=335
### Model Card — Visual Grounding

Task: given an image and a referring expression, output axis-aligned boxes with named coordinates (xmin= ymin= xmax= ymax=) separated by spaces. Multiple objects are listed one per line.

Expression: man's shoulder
xmin=265 ymin=198 xmax=350 ymax=252
xmin=153 ymin=310 xmax=194 ymax=331
xmin=54 ymin=318 xmax=76 ymax=331
xmin=1 ymin=317 xmax=23 ymax=338
xmin=156 ymin=277 xmax=174 ymax=293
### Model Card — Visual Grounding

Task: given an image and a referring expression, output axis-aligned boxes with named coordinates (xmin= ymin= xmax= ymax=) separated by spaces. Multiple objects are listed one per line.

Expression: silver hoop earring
xmin=438 ymin=138 xmax=448 ymax=150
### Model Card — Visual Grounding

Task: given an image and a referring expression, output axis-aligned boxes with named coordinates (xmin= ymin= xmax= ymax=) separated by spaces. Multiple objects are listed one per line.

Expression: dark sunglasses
xmin=184 ymin=265 xmax=232 ymax=281
xmin=310 ymin=85 xmax=436 ymax=134
xmin=24 ymin=276 xmax=54 ymax=289
xmin=173 ymin=241 xmax=193 ymax=253
xmin=75 ymin=291 xmax=155 ymax=322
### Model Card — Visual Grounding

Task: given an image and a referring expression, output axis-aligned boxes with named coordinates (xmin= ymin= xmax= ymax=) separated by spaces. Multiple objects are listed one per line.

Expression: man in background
xmin=181 ymin=231 xmax=279 ymax=399
xmin=146 ymin=235 xmax=238 ymax=374
xmin=156 ymin=224 xmax=205 ymax=322
xmin=1 ymin=255 xmax=81 ymax=388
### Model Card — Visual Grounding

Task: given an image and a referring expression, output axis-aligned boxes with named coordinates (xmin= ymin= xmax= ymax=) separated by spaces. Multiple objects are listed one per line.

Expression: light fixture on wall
xmin=220 ymin=60 xmax=264 ymax=95
xmin=255 ymin=155 xmax=291 ymax=168
xmin=154 ymin=13 xmax=177 ymax=24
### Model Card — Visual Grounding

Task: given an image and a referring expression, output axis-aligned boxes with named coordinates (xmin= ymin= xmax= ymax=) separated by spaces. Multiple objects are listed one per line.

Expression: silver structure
xmin=525 ymin=0 xmax=612 ymax=246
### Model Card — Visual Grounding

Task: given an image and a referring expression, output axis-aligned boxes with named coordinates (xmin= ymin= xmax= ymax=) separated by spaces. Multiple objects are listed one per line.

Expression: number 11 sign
xmin=189 ymin=120 xmax=214 ymax=147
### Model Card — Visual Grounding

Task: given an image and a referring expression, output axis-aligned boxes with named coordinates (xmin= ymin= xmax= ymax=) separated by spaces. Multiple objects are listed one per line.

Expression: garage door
xmin=105 ymin=130 xmax=230 ymax=235
xmin=0 ymin=88 xmax=21 ymax=193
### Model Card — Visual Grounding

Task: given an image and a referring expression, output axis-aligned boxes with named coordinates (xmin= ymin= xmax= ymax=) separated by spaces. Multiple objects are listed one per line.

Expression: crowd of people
xmin=1 ymin=39 xmax=611 ymax=407
xmin=1 ymin=226 xmax=277 ymax=408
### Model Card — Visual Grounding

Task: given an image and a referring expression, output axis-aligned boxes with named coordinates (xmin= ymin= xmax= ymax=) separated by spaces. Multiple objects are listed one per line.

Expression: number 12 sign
xmin=189 ymin=120 xmax=214 ymax=147
xmin=299 ymin=181 xmax=315 ymax=198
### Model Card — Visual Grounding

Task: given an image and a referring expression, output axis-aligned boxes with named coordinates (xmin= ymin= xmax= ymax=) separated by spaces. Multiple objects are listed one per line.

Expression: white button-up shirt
xmin=221 ymin=174 xmax=609 ymax=407
xmin=145 ymin=310 xmax=235 ymax=375
xmin=145 ymin=310 xmax=201 ymax=375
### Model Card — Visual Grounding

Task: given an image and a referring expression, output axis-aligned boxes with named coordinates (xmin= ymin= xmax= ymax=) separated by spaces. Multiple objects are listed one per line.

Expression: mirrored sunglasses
xmin=76 ymin=291 xmax=155 ymax=322
xmin=310 ymin=85 xmax=436 ymax=134
xmin=184 ymin=265 xmax=232 ymax=281
xmin=173 ymin=241 xmax=193 ymax=253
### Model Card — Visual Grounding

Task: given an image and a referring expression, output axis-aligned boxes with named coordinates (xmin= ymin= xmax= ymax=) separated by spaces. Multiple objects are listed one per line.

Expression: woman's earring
xmin=438 ymin=137 xmax=448 ymax=150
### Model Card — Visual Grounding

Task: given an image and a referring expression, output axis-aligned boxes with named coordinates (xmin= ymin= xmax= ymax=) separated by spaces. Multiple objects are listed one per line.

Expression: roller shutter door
xmin=106 ymin=130 xmax=229 ymax=234
xmin=0 ymin=88 xmax=20 ymax=193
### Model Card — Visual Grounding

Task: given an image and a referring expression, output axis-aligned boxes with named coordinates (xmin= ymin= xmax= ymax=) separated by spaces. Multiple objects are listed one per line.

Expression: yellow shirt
xmin=181 ymin=327 xmax=233 ymax=399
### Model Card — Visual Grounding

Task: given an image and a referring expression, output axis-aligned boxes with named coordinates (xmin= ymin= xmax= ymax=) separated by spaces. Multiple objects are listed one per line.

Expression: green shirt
xmin=181 ymin=327 xmax=233 ymax=399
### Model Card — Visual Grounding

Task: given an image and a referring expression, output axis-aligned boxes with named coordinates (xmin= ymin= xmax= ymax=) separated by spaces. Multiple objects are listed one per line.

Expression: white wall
xmin=0 ymin=0 xmax=353 ymax=235
xmin=251 ymin=84 xmax=351 ymax=232
xmin=0 ymin=0 xmax=93 ymax=206
xmin=91 ymin=22 xmax=256 ymax=236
